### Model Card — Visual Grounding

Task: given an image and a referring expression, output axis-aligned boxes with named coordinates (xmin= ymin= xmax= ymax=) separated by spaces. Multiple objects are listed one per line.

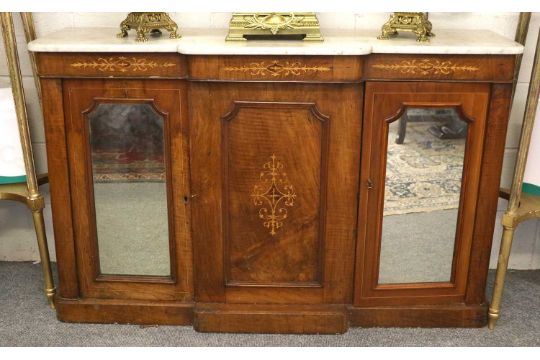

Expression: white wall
xmin=0 ymin=12 xmax=539 ymax=269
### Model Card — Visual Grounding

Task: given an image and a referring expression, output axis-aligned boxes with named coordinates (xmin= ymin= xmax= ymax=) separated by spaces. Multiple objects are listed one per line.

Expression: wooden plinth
xmin=349 ymin=303 xmax=488 ymax=328
xmin=193 ymin=303 xmax=348 ymax=334
xmin=55 ymin=297 xmax=193 ymax=325
xmin=56 ymin=296 xmax=489 ymax=330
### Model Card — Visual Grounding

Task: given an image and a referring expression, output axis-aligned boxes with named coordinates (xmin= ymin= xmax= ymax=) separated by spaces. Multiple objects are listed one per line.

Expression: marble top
xmin=28 ymin=27 xmax=524 ymax=55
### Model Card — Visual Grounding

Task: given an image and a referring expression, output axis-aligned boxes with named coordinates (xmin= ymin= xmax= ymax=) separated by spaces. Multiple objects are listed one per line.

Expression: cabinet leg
xmin=488 ymin=222 xmax=516 ymax=329
xmin=31 ymin=207 xmax=56 ymax=309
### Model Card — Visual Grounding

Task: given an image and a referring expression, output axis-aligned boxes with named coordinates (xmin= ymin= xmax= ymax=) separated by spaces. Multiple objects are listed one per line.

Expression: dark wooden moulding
xmin=37 ymin=51 xmax=514 ymax=333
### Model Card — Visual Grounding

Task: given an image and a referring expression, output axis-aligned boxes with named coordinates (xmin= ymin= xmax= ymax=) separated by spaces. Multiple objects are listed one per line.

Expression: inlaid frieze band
xmin=224 ymin=60 xmax=331 ymax=77
xmin=372 ymin=59 xmax=480 ymax=76
xmin=251 ymin=154 xmax=297 ymax=235
xmin=70 ymin=57 xmax=176 ymax=72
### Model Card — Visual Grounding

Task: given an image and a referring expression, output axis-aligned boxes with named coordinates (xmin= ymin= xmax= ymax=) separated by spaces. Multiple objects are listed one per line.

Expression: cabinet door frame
xmin=63 ymin=79 xmax=192 ymax=301
xmin=190 ymin=82 xmax=362 ymax=305
xmin=355 ymin=81 xmax=491 ymax=306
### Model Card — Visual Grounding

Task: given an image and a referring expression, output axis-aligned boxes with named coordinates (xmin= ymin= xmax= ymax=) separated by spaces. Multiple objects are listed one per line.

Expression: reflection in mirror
xmin=378 ymin=108 xmax=467 ymax=284
xmin=87 ymin=103 xmax=170 ymax=276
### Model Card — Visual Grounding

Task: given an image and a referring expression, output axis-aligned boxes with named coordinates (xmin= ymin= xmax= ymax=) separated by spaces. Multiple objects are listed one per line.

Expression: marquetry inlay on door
xmin=251 ymin=154 xmax=297 ymax=236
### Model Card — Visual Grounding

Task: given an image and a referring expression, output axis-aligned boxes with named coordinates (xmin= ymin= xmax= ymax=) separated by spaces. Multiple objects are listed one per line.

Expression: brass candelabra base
xmin=117 ymin=12 xmax=180 ymax=42
xmin=378 ymin=12 xmax=434 ymax=42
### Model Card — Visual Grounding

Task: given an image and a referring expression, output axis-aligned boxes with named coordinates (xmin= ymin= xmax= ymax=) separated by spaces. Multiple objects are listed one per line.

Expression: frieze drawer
xmin=365 ymin=54 xmax=515 ymax=82
xmin=188 ymin=55 xmax=363 ymax=82
xmin=36 ymin=53 xmax=187 ymax=78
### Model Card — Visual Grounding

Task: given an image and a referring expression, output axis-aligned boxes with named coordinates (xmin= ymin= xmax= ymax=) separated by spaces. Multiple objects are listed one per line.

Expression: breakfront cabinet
xmin=29 ymin=28 xmax=522 ymax=333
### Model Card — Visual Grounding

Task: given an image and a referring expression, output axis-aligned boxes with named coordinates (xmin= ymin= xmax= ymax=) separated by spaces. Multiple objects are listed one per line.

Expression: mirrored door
xmin=87 ymin=102 xmax=170 ymax=277
xmin=355 ymin=82 xmax=490 ymax=306
xmin=379 ymin=107 xmax=467 ymax=284
xmin=64 ymin=79 xmax=191 ymax=301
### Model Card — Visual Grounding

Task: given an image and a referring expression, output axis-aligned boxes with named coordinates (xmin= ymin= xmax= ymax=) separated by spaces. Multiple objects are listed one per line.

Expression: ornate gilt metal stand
xmin=0 ymin=12 xmax=55 ymax=308
xmin=226 ymin=13 xmax=323 ymax=41
xmin=117 ymin=12 xmax=180 ymax=42
xmin=378 ymin=12 xmax=434 ymax=42
xmin=488 ymin=23 xmax=540 ymax=330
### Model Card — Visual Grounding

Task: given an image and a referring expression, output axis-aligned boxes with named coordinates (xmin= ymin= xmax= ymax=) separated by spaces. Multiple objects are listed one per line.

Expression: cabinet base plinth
xmin=55 ymin=298 xmax=488 ymax=329
xmin=194 ymin=303 xmax=348 ymax=334
xmin=55 ymin=297 xmax=193 ymax=325
xmin=349 ymin=303 xmax=487 ymax=328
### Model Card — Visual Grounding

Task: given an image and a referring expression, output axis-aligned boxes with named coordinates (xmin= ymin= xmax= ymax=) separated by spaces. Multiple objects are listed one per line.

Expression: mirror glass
xmin=87 ymin=103 xmax=170 ymax=276
xmin=378 ymin=108 xmax=467 ymax=284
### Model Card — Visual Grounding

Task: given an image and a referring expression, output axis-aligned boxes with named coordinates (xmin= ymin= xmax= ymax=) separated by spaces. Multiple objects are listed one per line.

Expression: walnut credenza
xmin=29 ymin=28 xmax=523 ymax=333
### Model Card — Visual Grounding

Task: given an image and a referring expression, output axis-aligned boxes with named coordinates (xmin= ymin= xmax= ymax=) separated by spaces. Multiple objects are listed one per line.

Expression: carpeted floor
xmin=379 ymin=209 xmax=458 ymax=284
xmin=94 ymin=182 xmax=170 ymax=276
xmin=0 ymin=262 xmax=539 ymax=346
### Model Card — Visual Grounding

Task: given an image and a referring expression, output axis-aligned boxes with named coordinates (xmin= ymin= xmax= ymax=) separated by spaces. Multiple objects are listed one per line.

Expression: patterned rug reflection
xmin=88 ymin=103 xmax=165 ymax=183
xmin=384 ymin=121 xmax=466 ymax=216
xmin=91 ymin=150 xmax=165 ymax=182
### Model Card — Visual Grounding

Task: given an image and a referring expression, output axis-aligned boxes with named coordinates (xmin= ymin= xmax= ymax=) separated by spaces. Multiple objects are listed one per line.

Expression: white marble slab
xmin=27 ymin=27 xmax=181 ymax=53
xmin=367 ymin=29 xmax=525 ymax=55
xmin=176 ymin=29 xmax=372 ymax=55
xmin=28 ymin=27 xmax=524 ymax=55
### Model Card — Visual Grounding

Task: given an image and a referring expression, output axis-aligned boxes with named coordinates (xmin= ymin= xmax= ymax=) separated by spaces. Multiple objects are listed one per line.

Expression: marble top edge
xmin=27 ymin=27 xmax=524 ymax=55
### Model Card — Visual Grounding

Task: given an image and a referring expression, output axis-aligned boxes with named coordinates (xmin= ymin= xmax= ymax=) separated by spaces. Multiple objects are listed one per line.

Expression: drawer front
xmin=36 ymin=53 xmax=187 ymax=78
xmin=365 ymin=54 xmax=515 ymax=82
xmin=188 ymin=55 xmax=363 ymax=82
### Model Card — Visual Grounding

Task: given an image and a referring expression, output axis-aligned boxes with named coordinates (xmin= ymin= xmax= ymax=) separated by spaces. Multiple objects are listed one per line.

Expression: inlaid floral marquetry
xmin=70 ymin=57 xmax=176 ymax=72
xmin=251 ymin=154 xmax=297 ymax=235
xmin=372 ymin=59 xmax=480 ymax=76
xmin=224 ymin=60 xmax=331 ymax=77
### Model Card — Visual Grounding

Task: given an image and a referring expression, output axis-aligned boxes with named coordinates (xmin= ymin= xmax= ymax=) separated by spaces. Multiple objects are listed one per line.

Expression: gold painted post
xmin=20 ymin=13 xmax=47 ymax=185
xmin=513 ymin=13 xmax=531 ymax=83
xmin=488 ymin=25 xmax=540 ymax=329
xmin=0 ymin=12 xmax=55 ymax=308
xmin=20 ymin=12 xmax=41 ymax=106
xmin=510 ymin=13 xmax=531 ymax=103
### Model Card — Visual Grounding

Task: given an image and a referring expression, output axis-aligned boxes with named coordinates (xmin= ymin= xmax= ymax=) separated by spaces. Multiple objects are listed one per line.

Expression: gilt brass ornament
xmin=378 ymin=12 xmax=434 ymax=42
xmin=488 ymin=16 xmax=539 ymax=330
xmin=226 ymin=13 xmax=323 ymax=41
xmin=117 ymin=12 xmax=180 ymax=42
xmin=0 ymin=12 xmax=55 ymax=308
xmin=251 ymin=155 xmax=297 ymax=236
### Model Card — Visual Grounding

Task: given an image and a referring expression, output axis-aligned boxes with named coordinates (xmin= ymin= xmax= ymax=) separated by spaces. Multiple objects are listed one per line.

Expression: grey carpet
xmin=94 ymin=182 xmax=170 ymax=276
xmin=0 ymin=261 xmax=539 ymax=346
xmin=380 ymin=209 xmax=458 ymax=284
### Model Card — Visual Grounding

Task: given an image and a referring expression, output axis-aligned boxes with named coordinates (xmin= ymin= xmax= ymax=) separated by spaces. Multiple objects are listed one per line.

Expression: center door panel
xmin=190 ymin=82 xmax=362 ymax=305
